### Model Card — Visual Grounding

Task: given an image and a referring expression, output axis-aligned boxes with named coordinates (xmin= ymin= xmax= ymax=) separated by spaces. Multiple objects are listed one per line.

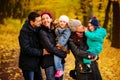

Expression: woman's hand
xmin=43 ymin=49 xmax=50 ymax=55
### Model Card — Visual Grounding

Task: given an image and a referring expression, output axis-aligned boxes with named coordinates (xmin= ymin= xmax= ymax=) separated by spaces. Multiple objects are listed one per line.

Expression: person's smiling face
xmin=59 ymin=20 xmax=67 ymax=28
xmin=88 ymin=23 xmax=95 ymax=32
xmin=41 ymin=14 xmax=52 ymax=28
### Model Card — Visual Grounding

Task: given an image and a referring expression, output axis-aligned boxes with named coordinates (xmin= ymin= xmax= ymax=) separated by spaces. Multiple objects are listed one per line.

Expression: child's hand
xmin=57 ymin=46 xmax=61 ymax=49
xmin=91 ymin=55 xmax=98 ymax=62
xmin=84 ymin=27 xmax=88 ymax=32
xmin=53 ymin=19 xmax=59 ymax=25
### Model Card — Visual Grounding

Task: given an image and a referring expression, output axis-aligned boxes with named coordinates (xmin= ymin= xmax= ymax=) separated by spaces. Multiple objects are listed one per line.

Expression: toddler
xmin=54 ymin=15 xmax=71 ymax=77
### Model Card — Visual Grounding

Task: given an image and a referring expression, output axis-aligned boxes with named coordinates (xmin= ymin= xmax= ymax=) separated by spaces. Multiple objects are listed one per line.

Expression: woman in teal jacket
xmin=83 ymin=16 xmax=106 ymax=68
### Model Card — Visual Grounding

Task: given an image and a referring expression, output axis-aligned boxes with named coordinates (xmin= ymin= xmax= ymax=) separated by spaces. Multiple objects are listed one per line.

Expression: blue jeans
xmin=45 ymin=66 xmax=63 ymax=80
xmin=54 ymin=55 xmax=63 ymax=71
xmin=22 ymin=69 xmax=43 ymax=80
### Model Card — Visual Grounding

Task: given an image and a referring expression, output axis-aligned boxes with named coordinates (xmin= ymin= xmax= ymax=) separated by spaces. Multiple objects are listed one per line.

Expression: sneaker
xmin=55 ymin=70 xmax=64 ymax=78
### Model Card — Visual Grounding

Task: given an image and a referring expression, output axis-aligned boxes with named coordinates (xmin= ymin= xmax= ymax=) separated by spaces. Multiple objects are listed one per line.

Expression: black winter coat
xmin=68 ymin=32 xmax=102 ymax=80
xmin=38 ymin=25 xmax=66 ymax=68
xmin=18 ymin=20 xmax=43 ymax=71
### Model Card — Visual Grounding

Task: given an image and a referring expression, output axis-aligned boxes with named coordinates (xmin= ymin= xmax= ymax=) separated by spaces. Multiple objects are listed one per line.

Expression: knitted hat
xmin=68 ymin=19 xmax=81 ymax=32
xmin=40 ymin=11 xmax=53 ymax=19
xmin=59 ymin=15 xmax=69 ymax=23
xmin=89 ymin=16 xmax=99 ymax=29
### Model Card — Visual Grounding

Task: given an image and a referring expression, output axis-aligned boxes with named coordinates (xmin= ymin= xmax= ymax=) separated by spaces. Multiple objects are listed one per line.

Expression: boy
xmin=84 ymin=16 xmax=106 ymax=70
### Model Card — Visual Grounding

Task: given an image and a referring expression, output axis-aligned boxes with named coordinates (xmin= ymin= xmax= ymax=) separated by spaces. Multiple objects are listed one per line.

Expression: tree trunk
xmin=103 ymin=0 xmax=111 ymax=29
xmin=111 ymin=1 xmax=120 ymax=48
xmin=81 ymin=0 xmax=93 ymax=26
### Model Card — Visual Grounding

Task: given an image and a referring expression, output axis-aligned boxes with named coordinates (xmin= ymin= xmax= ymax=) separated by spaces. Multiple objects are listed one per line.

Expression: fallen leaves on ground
xmin=0 ymin=33 xmax=120 ymax=80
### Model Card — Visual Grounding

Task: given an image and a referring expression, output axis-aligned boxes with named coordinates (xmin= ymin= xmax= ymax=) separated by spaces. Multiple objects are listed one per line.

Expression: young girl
xmin=83 ymin=16 xmax=106 ymax=70
xmin=54 ymin=15 xmax=71 ymax=78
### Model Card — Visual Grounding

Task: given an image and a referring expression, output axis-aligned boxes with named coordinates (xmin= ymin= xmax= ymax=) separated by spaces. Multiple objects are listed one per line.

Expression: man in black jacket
xmin=18 ymin=12 xmax=43 ymax=80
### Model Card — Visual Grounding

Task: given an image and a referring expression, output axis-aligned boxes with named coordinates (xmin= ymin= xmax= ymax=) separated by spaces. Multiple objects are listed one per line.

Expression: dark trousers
xmin=22 ymin=70 xmax=43 ymax=80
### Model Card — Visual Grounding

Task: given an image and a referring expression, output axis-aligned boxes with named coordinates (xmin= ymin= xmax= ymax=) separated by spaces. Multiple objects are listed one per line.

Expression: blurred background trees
xmin=0 ymin=0 xmax=120 ymax=48
xmin=0 ymin=0 xmax=120 ymax=80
